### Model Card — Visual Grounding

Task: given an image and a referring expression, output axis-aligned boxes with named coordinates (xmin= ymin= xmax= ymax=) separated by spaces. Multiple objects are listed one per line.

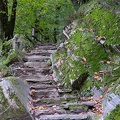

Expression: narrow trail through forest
xmin=11 ymin=44 xmax=94 ymax=120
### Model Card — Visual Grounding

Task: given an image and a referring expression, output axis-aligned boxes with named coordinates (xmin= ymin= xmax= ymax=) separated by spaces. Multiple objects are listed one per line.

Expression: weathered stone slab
xmin=12 ymin=67 xmax=52 ymax=76
xmin=38 ymin=45 xmax=56 ymax=50
xmin=24 ymin=62 xmax=51 ymax=68
xmin=26 ymin=79 xmax=54 ymax=84
xmin=35 ymin=89 xmax=59 ymax=98
xmin=24 ymin=55 xmax=50 ymax=62
xmin=20 ymin=75 xmax=53 ymax=82
xmin=35 ymin=109 xmax=66 ymax=117
xmin=30 ymin=84 xmax=56 ymax=89
xmin=80 ymin=101 xmax=96 ymax=106
xmin=10 ymin=62 xmax=25 ymax=68
xmin=33 ymin=97 xmax=61 ymax=105
xmin=39 ymin=114 xmax=88 ymax=120
xmin=62 ymin=101 xmax=96 ymax=107
xmin=31 ymin=49 xmax=56 ymax=54
xmin=27 ymin=52 xmax=51 ymax=56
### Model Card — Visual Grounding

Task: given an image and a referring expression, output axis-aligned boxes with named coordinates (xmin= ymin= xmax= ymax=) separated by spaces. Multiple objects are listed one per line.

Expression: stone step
xmin=32 ymin=89 xmax=59 ymax=99
xmin=32 ymin=97 xmax=61 ymax=105
xmin=26 ymin=79 xmax=54 ymax=85
xmin=27 ymin=80 xmax=55 ymax=86
xmin=27 ymin=52 xmax=51 ymax=56
xmin=33 ymin=100 xmax=90 ymax=114
xmin=31 ymin=49 xmax=56 ymax=54
xmin=30 ymin=84 xmax=56 ymax=90
xmin=38 ymin=114 xmax=88 ymax=120
xmin=10 ymin=62 xmax=25 ymax=68
xmin=24 ymin=62 xmax=51 ymax=68
xmin=27 ymin=80 xmax=54 ymax=86
xmin=24 ymin=55 xmax=50 ymax=62
xmin=38 ymin=43 xmax=56 ymax=46
xmin=12 ymin=67 xmax=52 ymax=74
xmin=19 ymin=75 xmax=53 ymax=82
xmin=35 ymin=109 xmax=66 ymax=117
xmin=38 ymin=45 xmax=56 ymax=50
xmin=33 ymin=96 xmax=79 ymax=107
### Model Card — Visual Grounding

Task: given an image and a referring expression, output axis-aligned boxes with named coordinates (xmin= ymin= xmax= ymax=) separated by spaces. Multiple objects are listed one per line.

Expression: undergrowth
xmin=53 ymin=0 xmax=120 ymax=94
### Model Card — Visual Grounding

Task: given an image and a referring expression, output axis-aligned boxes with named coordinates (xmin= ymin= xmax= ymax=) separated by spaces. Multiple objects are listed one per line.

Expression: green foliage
xmin=15 ymin=0 xmax=74 ymax=42
xmin=2 ymin=40 xmax=12 ymax=56
xmin=71 ymin=30 xmax=108 ymax=71
xmin=53 ymin=0 xmax=120 ymax=94
xmin=0 ymin=65 xmax=10 ymax=77
xmin=105 ymin=104 xmax=120 ymax=120
xmin=0 ymin=49 xmax=25 ymax=76
xmin=0 ymin=34 xmax=35 ymax=76
xmin=3 ymin=49 xmax=25 ymax=66
xmin=0 ymin=88 xmax=8 ymax=105
xmin=78 ymin=0 xmax=120 ymax=45
xmin=84 ymin=9 xmax=120 ymax=44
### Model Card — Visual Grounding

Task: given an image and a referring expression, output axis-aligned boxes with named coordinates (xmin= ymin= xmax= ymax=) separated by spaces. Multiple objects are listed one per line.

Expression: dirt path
xmin=11 ymin=44 xmax=93 ymax=120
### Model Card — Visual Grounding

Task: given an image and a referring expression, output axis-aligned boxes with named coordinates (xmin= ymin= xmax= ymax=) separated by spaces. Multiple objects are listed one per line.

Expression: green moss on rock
xmin=0 ymin=83 xmax=28 ymax=120
xmin=105 ymin=104 xmax=120 ymax=120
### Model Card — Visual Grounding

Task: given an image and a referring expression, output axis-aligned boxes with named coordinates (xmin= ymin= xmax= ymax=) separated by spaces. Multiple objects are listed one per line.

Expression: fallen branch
xmin=0 ymin=104 xmax=12 ymax=115
xmin=63 ymin=30 xmax=70 ymax=39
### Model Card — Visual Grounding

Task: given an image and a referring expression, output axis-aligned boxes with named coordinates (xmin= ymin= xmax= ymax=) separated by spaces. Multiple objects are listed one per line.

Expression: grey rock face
xmin=0 ymin=79 xmax=32 ymax=120
xmin=12 ymin=34 xmax=25 ymax=51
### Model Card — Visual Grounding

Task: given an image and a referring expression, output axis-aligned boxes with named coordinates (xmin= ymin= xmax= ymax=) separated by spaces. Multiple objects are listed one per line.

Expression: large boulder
xmin=0 ymin=78 xmax=32 ymax=120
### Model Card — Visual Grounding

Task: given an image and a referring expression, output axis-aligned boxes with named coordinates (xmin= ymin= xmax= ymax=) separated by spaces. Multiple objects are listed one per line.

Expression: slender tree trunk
xmin=71 ymin=0 xmax=81 ymax=11
xmin=71 ymin=0 xmax=89 ymax=11
xmin=0 ymin=0 xmax=17 ymax=40
xmin=0 ymin=20 xmax=3 ymax=40
xmin=0 ymin=0 xmax=5 ymax=40
xmin=5 ymin=0 xmax=17 ymax=40
xmin=53 ymin=28 xmax=57 ymax=43
xmin=0 ymin=0 xmax=8 ymax=40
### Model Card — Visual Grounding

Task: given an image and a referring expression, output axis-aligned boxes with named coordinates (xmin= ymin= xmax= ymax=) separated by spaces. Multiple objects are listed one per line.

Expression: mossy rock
xmin=0 ymin=79 xmax=31 ymax=120
xmin=105 ymin=104 xmax=120 ymax=120
xmin=3 ymin=49 xmax=25 ymax=66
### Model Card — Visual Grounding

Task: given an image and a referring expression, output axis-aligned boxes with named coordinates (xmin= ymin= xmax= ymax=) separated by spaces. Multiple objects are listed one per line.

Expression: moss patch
xmin=0 ymin=83 xmax=27 ymax=120
xmin=105 ymin=104 xmax=120 ymax=120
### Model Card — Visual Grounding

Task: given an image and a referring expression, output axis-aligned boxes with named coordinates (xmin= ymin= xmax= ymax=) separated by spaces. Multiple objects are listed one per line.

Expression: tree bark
xmin=0 ymin=0 xmax=5 ymax=40
xmin=0 ymin=0 xmax=17 ymax=40
xmin=0 ymin=20 xmax=3 ymax=40
xmin=71 ymin=0 xmax=89 ymax=11
xmin=0 ymin=0 xmax=8 ymax=40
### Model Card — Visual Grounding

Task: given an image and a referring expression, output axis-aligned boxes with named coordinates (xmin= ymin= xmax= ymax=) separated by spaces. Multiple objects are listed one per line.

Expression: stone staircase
xmin=11 ymin=44 xmax=94 ymax=120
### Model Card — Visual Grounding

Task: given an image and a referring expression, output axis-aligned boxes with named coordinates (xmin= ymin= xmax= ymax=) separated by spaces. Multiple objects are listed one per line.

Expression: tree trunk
xmin=0 ymin=0 xmax=8 ymax=40
xmin=0 ymin=0 xmax=5 ymax=40
xmin=71 ymin=0 xmax=81 ymax=11
xmin=0 ymin=20 xmax=3 ymax=40
xmin=0 ymin=0 xmax=17 ymax=40
xmin=53 ymin=28 xmax=57 ymax=43
xmin=71 ymin=0 xmax=89 ymax=11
